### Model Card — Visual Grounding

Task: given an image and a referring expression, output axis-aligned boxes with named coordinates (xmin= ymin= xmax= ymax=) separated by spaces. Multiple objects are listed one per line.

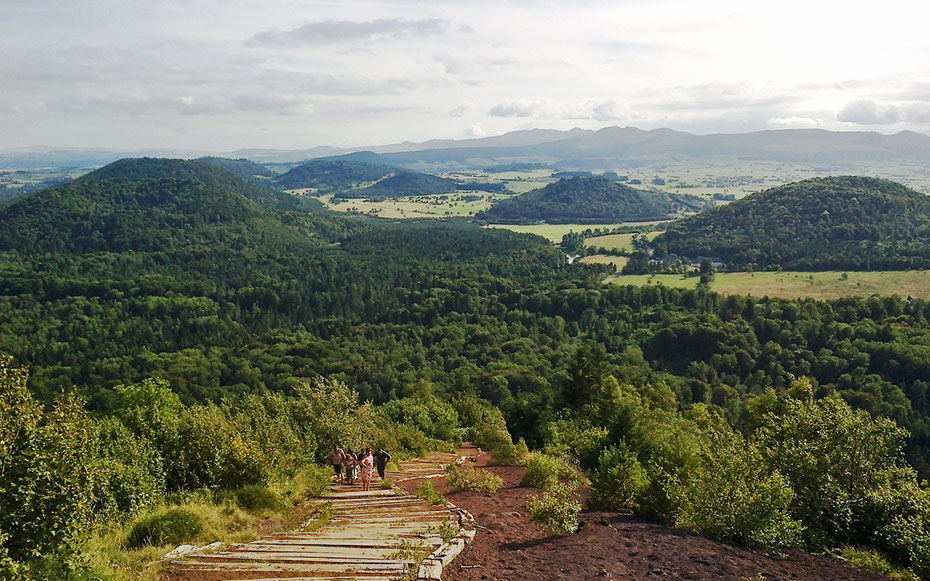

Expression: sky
xmin=2 ymin=0 xmax=930 ymax=151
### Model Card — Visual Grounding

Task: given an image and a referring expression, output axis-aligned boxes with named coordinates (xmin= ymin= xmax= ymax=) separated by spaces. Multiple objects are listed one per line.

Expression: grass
xmin=69 ymin=467 xmax=333 ymax=580
xmin=586 ymin=231 xmax=660 ymax=252
xmin=606 ymin=270 xmax=930 ymax=300
xmin=318 ymin=192 xmax=505 ymax=219
xmin=485 ymin=222 xmax=663 ymax=243
xmin=579 ymin=255 xmax=628 ymax=270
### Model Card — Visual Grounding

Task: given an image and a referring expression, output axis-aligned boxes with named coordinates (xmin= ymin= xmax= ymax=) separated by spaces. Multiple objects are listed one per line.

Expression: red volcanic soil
xmin=419 ymin=465 xmax=891 ymax=581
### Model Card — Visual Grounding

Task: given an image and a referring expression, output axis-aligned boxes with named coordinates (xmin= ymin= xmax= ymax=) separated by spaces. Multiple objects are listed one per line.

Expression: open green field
xmin=318 ymin=192 xmax=507 ymax=219
xmin=486 ymin=222 xmax=667 ymax=243
xmin=604 ymin=270 xmax=930 ymax=300
xmin=579 ymin=255 xmax=629 ymax=270
xmin=586 ymin=231 xmax=661 ymax=252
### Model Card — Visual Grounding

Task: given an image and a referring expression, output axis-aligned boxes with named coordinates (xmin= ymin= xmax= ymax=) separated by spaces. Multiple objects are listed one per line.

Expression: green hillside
xmin=336 ymin=170 xmax=456 ymax=199
xmin=276 ymin=157 xmax=456 ymax=198
xmin=0 ymin=178 xmax=316 ymax=255
xmin=79 ymin=157 xmax=322 ymax=213
xmin=656 ymin=176 xmax=930 ymax=270
xmin=196 ymin=156 xmax=275 ymax=179
xmin=475 ymin=176 xmax=699 ymax=224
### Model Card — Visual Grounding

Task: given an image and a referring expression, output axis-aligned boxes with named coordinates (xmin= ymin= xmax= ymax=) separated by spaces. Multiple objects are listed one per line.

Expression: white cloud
xmin=767 ymin=116 xmax=825 ymax=128
xmin=246 ymin=18 xmax=461 ymax=48
xmin=465 ymin=124 xmax=486 ymax=137
xmin=488 ymin=99 xmax=549 ymax=118
xmin=449 ymin=103 xmax=470 ymax=117
xmin=838 ymin=100 xmax=901 ymax=125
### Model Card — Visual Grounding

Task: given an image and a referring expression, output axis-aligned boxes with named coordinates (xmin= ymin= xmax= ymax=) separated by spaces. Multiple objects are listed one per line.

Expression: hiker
xmin=344 ymin=450 xmax=358 ymax=485
xmin=360 ymin=449 xmax=374 ymax=491
xmin=375 ymin=448 xmax=392 ymax=480
xmin=331 ymin=445 xmax=345 ymax=481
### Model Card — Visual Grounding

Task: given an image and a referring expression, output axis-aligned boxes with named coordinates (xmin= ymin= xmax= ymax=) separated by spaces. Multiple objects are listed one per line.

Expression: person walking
xmin=331 ymin=445 xmax=345 ymax=481
xmin=360 ymin=449 xmax=375 ymax=491
xmin=375 ymin=448 xmax=392 ymax=480
xmin=344 ymin=450 xmax=358 ymax=485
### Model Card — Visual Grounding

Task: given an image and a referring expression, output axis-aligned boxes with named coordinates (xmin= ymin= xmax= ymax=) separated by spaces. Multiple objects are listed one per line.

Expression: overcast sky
xmin=2 ymin=0 xmax=930 ymax=151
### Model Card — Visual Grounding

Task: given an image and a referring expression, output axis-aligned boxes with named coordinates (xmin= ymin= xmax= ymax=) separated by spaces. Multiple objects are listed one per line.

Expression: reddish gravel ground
xmin=414 ymin=464 xmax=892 ymax=581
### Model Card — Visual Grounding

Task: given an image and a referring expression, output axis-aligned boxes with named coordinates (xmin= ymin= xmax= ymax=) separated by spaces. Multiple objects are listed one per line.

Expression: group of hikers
xmin=330 ymin=446 xmax=392 ymax=491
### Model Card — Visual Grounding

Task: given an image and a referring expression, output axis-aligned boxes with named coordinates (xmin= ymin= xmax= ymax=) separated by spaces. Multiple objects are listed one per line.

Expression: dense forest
xmin=656 ymin=176 xmax=930 ymax=270
xmin=3 ymin=161 xmax=930 ymax=578
xmin=275 ymin=157 xmax=457 ymax=198
xmin=476 ymin=176 xmax=702 ymax=224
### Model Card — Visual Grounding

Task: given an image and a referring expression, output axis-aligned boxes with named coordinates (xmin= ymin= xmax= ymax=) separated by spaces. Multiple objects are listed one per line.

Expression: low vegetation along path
xmin=170 ymin=446 xmax=479 ymax=581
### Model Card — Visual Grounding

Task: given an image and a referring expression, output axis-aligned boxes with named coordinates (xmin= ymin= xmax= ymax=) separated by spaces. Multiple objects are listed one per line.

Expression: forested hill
xmin=275 ymin=157 xmax=457 ymax=198
xmin=0 ymin=177 xmax=319 ymax=255
xmin=655 ymin=176 xmax=930 ymax=270
xmin=475 ymin=176 xmax=700 ymax=224
xmin=79 ymin=157 xmax=323 ymax=213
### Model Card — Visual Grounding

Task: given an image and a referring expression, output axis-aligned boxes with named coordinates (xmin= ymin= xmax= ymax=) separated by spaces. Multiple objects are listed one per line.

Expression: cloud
xmin=565 ymin=99 xmax=627 ymax=122
xmin=465 ymin=124 xmax=486 ymax=137
xmin=488 ymin=99 xmax=548 ymax=117
xmin=837 ymin=99 xmax=901 ymax=125
xmin=448 ymin=103 xmax=470 ymax=117
xmin=766 ymin=116 xmax=826 ymax=128
xmin=246 ymin=19 xmax=462 ymax=48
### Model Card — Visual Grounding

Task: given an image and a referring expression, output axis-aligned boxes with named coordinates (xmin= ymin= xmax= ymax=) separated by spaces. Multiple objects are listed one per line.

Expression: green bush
xmin=89 ymin=417 xmax=165 ymax=520
xmin=520 ymin=453 xmax=582 ymax=490
xmin=444 ymin=463 xmax=504 ymax=493
xmin=590 ymin=444 xmax=648 ymax=511
xmin=672 ymin=406 xmax=803 ymax=549
xmin=126 ymin=508 xmax=203 ymax=548
xmin=416 ymin=480 xmax=446 ymax=505
xmin=235 ymin=485 xmax=284 ymax=512
xmin=380 ymin=479 xmax=395 ymax=490
xmin=0 ymin=358 xmax=95 ymax=562
xmin=527 ymin=483 xmax=581 ymax=536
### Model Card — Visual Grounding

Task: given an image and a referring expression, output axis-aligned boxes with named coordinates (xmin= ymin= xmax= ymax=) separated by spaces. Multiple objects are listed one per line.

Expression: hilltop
xmin=78 ymin=157 xmax=322 ymax=213
xmin=655 ymin=176 xmax=930 ymax=270
xmin=0 ymin=173 xmax=318 ymax=256
xmin=476 ymin=176 xmax=702 ymax=224
xmin=275 ymin=154 xmax=456 ymax=198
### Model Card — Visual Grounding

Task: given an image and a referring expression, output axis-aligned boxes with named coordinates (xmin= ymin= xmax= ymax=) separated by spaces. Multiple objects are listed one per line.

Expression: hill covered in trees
xmin=655 ymin=176 xmax=930 ymax=270
xmin=476 ymin=176 xmax=701 ymax=224
xmin=275 ymin=156 xmax=456 ymax=198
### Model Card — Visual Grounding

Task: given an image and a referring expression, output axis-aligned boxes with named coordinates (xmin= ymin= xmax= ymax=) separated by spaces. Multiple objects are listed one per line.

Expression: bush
xmin=380 ymin=479 xmax=395 ymax=490
xmin=0 ymin=358 xmax=95 ymax=562
xmin=235 ymin=485 xmax=284 ymax=512
xmin=672 ymin=407 xmax=803 ymax=549
xmin=89 ymin=417 xmax=165 ymax=520
xmin=444 ymin=464 xmax=504 ymax=493
xmin=416 ymin=480 xmax=446 ymax=505
xmin=520 ymin=453 xmax=583 ymax=490
xmin=528 ymin=483 xmax=581 ymax=536
xmin=590 ymin=444 xmax=648 ymax=511
xmin=126 ymin=508 xmax=203 ymax=548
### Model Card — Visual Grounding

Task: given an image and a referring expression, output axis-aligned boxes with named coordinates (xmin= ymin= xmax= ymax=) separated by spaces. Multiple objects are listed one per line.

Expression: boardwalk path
xmin=171 ymin=447 xmax=478 ymax=581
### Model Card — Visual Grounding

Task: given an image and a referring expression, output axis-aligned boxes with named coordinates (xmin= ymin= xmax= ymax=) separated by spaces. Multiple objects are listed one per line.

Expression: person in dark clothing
xmin=374 ymin=448 xmax=392 ymax=480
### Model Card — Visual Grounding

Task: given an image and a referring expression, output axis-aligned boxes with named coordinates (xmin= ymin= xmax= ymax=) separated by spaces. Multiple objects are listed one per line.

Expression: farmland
xmin=605 ymin=270 xmax=930 ymax=300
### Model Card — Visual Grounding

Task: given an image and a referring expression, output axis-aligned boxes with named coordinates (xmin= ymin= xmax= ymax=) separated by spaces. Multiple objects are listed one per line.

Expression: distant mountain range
xmin=5 ymin=127 xmax=930 ymax=171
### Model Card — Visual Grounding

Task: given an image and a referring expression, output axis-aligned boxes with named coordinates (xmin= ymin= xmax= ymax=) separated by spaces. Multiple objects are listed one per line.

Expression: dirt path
xmin=170 ymin=447 xmax=478 ymax=581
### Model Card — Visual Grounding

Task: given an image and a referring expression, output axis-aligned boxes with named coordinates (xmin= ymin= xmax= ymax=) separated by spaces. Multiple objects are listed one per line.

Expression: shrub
xmin=444 ymin=463 xmax=504 ymax=493
xmin=520 ymin=453 xmax=584 ymax=490
xmin=672 ymin=406 xmax=803 ymax=549
xmin=590 ymin=444 xmax=649 ymax=511
xmin=416 ymin=480 xmax=446 ymax=505
xmin=380 ymin=479 xmax=395 ymax=490
xmin=126 ymin=508 xmax=203 ymax=548
xmin=235 ymin=485 xmax=284 ymax=512
xmin=489 ymin=438 xmax=529 ymax=466
xmin=839 ymin=547 xmax=919 ymax=581
xmin=89 ymin=417 xmax=165 ymax=520
xmin=528 ymin=483 xmax=581 ymax=536
xmin=0 ymin=358 xmax=96 ymax=562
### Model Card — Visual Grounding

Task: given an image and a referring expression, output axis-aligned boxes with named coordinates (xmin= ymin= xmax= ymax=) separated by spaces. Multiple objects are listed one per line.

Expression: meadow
xmin=318 ymin=192 xmax=505 ymax=219
xmin=605 ymin=270 xmax=930 ymax=300
xmin=586 ymin=231 xmax=661 ymax=252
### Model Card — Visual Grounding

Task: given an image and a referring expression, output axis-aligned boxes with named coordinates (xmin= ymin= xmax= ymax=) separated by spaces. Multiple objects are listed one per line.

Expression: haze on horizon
xmin=3 ymin=0 xmax=930 ymax=152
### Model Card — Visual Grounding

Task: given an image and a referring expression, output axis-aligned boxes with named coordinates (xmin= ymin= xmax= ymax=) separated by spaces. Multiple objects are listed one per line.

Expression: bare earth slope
xmin=437 ymin=465 xmax=890 ymax=581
